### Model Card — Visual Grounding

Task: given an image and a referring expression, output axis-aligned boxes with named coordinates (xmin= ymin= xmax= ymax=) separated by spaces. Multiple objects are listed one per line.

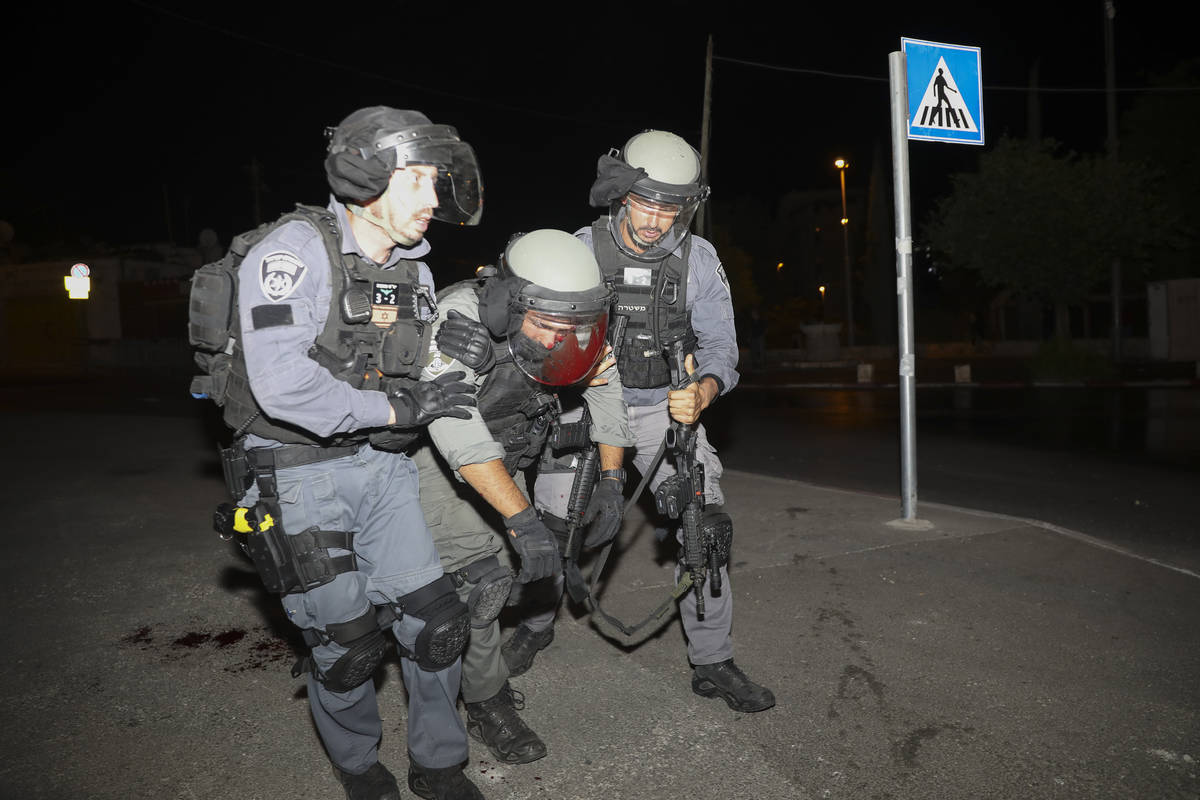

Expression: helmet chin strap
xmin=347 ymin=202 xmax=419 ymax=247
xmin=623 ymin=215 xmax=655 ymax=252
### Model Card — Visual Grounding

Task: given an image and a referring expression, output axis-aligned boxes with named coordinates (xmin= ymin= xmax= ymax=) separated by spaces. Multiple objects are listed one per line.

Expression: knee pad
xmin=303 ymin=608 xmax=388 ymax=694
xmin=321 ymin=629 xmax=388 ymax=693
xmin=457 ymin=556 xmax=514 ymax=629
xmin=701 ymin=506 xmax=733 ymax=570
xmin=396 ymin=574 xmax=470 ymax=671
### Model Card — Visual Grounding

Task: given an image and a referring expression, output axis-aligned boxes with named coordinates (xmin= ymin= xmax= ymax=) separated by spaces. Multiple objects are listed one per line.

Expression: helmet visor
xmin=416 ymin=141 xmax=483 ymax=226
xmin=377 ymin=126 xmax=484 ymax=226
xmin=610 ymin=191 xmax=699 ymax=261
xmin=507 ymin=309 xmax=609 ymax=386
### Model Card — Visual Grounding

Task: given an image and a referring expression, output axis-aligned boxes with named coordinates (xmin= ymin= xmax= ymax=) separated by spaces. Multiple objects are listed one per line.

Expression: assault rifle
xmin=585 ymin=337 xmax=726 ymax=639
xmin=558 ymin=313 xmax=628 ymax=608
xmin=652 ymin=338 xmax=720 ymax=618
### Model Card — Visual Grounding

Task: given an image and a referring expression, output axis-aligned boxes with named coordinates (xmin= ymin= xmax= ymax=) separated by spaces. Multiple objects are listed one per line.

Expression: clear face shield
xmin=376 ymin=126 xmax=484 ymax=226
xmin=609 ymin=186 xmax=702 ymax=262
xmin=507 ymin=307 xmax=610 ymax=386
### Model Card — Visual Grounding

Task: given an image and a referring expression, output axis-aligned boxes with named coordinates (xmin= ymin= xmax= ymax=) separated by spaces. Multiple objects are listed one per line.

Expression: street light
xmin=834 ymin=158 xmax=854 ymax=346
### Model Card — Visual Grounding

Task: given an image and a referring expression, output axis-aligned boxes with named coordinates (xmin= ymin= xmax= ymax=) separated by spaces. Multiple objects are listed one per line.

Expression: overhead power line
xmin=127 ymin=1 xmax=600 ymax=123
xmin=713 ymin=54 xmax=1200 ymax=93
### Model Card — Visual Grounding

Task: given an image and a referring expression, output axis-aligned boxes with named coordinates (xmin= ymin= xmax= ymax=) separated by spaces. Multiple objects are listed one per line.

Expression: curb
xmin=739 ymin=378 xmax=1200 ymax=390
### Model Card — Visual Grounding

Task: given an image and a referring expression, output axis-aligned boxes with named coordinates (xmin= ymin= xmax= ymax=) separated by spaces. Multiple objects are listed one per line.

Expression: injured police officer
xmin=408 ymin=228 xmax=633 ymax=765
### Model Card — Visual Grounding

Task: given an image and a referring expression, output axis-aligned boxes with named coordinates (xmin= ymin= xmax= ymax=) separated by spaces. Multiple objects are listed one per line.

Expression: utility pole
xmin=696 ymin=34 xmax=713 ymax=239
xmin=1104 ymin=0 xmax=1121 ymax=362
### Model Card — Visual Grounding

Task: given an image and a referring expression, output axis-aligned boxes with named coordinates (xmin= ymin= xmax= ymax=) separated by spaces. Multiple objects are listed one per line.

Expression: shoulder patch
xmin=423 ymin=335 xmax=457 ymax=378
xmin=259 ymin=251 xmax=307 ymax=302
xmin=715 ymin=263 xmax=731 ymax=295
xmin=425 ymin=351 xmax=452 ymax=377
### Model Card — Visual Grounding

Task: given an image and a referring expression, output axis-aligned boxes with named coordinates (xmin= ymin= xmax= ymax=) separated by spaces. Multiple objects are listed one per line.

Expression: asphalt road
xmin=709 ymin=382 xmax=1200 ymax=574
xmin=1 ymin=374 xmax=1198 ymax=799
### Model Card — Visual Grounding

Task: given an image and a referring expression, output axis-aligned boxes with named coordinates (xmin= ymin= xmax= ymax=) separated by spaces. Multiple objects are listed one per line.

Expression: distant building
xmin=0 ymin=243 xmax=201 ymax=378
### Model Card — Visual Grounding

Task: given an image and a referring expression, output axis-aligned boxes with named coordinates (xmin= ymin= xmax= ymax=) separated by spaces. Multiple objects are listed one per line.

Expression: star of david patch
xmin=259 ymin=251 xmax=307 ymax=302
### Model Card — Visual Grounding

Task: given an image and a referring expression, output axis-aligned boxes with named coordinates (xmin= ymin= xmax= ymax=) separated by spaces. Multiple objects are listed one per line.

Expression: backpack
xmin=187 ymin=205 xmax=337 ymax=407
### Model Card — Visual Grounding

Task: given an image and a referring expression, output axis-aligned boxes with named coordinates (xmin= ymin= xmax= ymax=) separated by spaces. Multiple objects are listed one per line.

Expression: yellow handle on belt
xmin=233 ymin=507 xmax=276 ymax=534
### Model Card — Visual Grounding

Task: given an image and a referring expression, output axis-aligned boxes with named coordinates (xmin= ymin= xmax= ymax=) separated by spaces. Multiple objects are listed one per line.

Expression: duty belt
xmin=246 ymin=442 xmax=360 ymax=472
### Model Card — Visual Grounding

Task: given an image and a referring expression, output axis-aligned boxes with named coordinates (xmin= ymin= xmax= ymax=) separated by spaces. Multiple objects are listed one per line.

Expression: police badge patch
xmin=259 ymin=251 xmax=307 ymax=302
xmin=423 ymin=331 xmax=455 ymax=378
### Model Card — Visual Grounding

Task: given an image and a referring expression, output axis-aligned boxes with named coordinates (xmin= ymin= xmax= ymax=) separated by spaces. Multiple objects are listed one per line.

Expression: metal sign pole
xmin=889 ymin=51 xmax=919 ymax=522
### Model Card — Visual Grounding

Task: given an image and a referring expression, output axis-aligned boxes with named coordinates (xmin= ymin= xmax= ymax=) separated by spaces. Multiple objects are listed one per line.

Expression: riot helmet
xmin=488 ymin=230 xmax=613 ymax=386
xmin=589 ymin=130 xmax=709 ymax=262
xmin=325 ymin=106 xmax=483 ymax=226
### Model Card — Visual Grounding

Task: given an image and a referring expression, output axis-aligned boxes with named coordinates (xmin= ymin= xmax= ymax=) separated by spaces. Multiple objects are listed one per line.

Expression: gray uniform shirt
xmin=239 ymin=197 xmax=436 ymax=448
xmin=575 ymin=226 xmax=739 ymax=407
xmin=421 ymin=282 xmax=635 ymax=475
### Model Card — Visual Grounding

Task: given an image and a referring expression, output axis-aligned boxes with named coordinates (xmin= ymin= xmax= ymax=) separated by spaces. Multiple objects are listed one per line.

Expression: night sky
xmin=3 ymin=2 xmax=1194 ymax=272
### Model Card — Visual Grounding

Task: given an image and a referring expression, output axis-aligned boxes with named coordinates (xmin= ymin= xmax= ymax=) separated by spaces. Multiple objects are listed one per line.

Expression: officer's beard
xmin=349 ymin=204 xmax=422 ymax=247
xmin=623 ymin=217 xmax=658 ymax=253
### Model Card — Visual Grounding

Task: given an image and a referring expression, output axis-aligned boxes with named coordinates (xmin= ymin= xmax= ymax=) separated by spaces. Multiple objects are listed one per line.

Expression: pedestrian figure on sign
xmin=933 ymin=68 xmax=959 ymax=126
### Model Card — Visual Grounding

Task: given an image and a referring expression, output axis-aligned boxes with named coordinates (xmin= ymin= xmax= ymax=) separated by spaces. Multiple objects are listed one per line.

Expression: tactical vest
xmin=591 ymin=217 xmax=695 ymax=389
xmin=441 ymin=278 xmax=560 ymax=474
xmin=189 ymin=204 xmax=431 ymax=447
xmin=478 ymin=356 xmax=559 ymax=474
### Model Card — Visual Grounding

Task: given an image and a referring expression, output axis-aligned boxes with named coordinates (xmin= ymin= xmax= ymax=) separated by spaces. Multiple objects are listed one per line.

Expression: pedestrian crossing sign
xmin=902 ymin=37 xmax=984 ymax=145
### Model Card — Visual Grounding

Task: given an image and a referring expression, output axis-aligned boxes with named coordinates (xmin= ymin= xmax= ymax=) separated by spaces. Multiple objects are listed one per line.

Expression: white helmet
xmin=595 ymin=130 xmax=709 ymax=262
xmin=497 ymin=230 xmax=613 ymax=386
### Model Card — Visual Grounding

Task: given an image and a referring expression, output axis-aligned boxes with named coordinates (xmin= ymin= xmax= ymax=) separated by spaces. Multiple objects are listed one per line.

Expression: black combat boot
xmin=500 ymin=624 xmax=554 ymax=677
xmin=332 ymin=761 xmax=401 ymax=800
xmin=465 ymin=681 xmax=547 ymax=764
xmin=691 ymin=659 xmax=776 ymax=712
xmin=406 ymin=760 xmax=484 ymax=800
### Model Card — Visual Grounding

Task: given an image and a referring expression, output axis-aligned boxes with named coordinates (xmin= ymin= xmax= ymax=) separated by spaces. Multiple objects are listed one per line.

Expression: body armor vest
xmin=478 ymin=356 xmax=559 ymax=474
xmin=198 ymin=205 xmax=430 ymax=447
xmin=443 ymin=278 xmax=559 ymax=474
xmin=591 ymin=217 xmax=695 ymax=389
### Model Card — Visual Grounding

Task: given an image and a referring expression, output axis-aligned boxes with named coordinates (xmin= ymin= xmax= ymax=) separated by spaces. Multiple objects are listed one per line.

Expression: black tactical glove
xmin=435 ymin=309 xmax=496 ymax=374
xmin=388 ymin=371 xmax=475 ymax=429
xmin=582 ymin=478 xmax=625 ymax=549
xmin=504 ymin=506 xmax=562 ymax=584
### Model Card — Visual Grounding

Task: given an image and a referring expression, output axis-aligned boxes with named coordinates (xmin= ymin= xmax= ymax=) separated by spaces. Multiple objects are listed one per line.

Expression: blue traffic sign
xmin=901 ymin=37 xmax=984 ymax=145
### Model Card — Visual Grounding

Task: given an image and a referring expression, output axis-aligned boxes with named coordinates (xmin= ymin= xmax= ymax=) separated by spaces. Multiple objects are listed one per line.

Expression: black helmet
xmin=324 ymin=106 xmax=483 ymax=226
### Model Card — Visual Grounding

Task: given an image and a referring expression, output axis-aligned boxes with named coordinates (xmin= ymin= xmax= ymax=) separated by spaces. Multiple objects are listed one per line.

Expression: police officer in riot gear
xmin=222 ymin=106 xmax=492 ymax=800
xmin=514 ymin=130 xmax=776 ymax=713
xmin=410 ymin=228 xmax=633 ymax=765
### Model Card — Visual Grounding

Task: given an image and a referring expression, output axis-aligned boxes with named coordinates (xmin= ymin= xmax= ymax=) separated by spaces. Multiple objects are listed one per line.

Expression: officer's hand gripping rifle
xmin=558 ymin=313 xmax=628 ymax=608
xmin=584 ymin=335 xmax=726 ymax=640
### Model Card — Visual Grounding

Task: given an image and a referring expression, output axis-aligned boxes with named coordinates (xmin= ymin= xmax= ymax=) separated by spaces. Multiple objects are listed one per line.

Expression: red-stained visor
xmin=507 ymin=309 xmax=609 ymax=386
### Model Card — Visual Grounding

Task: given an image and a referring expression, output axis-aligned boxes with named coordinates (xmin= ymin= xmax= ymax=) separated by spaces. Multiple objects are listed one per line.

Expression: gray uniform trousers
xmin=410 ymin=443 xmax=514 ymax=705
xmin=531 ymin=399 xmax=734 ymax=665
xmin=240 ymin=443 xmax=468 ymax=774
